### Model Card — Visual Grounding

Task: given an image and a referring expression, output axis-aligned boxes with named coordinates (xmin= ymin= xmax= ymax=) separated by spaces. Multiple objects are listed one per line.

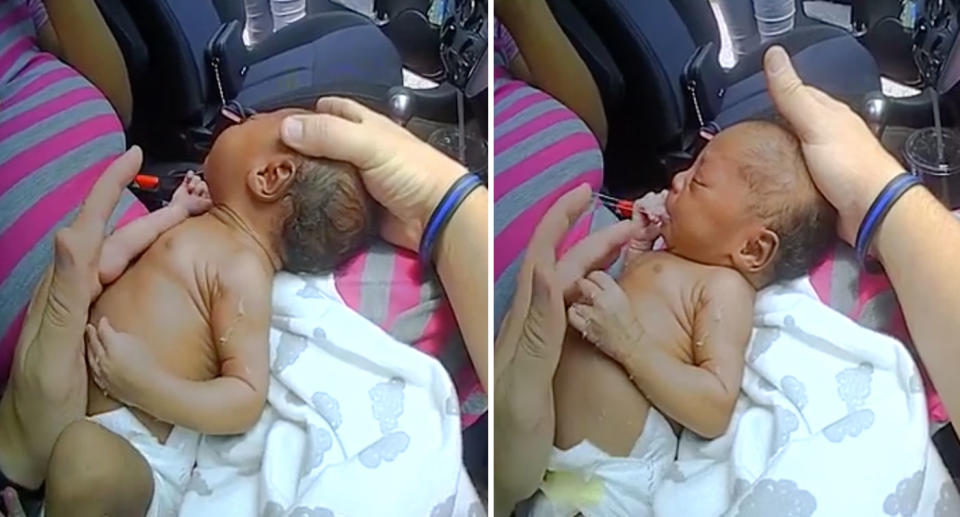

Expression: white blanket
xmin=178 ymin=272 xmax=482 ymax=517
xmin=654 ymin=278 xmax=960 ymax=516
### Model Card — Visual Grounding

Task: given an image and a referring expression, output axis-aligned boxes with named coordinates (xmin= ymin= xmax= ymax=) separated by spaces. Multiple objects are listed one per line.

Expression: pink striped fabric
xmin=0 ymin=0 xmax=146 ymax=387
xmin=492 ymin=21 xmax=606 ymax=329
xmin=333 ymin=244 xmax=485 ymax=428
xmin=809 ymin=243 xmax=948 ymax=423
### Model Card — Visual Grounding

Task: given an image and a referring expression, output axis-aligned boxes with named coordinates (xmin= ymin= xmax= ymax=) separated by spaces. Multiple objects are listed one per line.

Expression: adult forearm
xmin=620 ymin=347 xmax=733 ymax=438
xmin=436 ymin=187 xmax=489 ymax=391
xmin=875 ymin=187 xmax=960 ymax=428
xmin=497 ymin=0 xmax=608 ymax=147
xmin=134 ymin=374 xmax=264 ymax=435
xmin=43 ymin=0 xmax=132 ymax=126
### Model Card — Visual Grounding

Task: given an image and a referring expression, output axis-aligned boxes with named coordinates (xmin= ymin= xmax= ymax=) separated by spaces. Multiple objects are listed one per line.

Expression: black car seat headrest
xmin=546 ymin=0 xmax=625 ymax=130
xmin=572 ymin=0 xmax=697 ymax=147
xmin=211 ymin=0 xmax=245 ymax=24
xmin=122 ymin=0 xmax=223 ymax=124
xmin=95 ymin=0 xmax=150 ymax=83
xmin=670 ymin=0 xmax=720 ymax=47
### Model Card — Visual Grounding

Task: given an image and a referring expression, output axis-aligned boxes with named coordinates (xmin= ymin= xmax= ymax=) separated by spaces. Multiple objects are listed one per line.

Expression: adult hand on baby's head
xmin=85 ymin=317 xmax=154 ymax=408
xmin=764 ymin=46 xmax=903 ymax=244
xmin=279 ymin=97 xmax=468 ymax=251
xmin=170 ymin=171 xmax=212 ymax=216
xmin=567 ymin=271 xmax=642 ymax=364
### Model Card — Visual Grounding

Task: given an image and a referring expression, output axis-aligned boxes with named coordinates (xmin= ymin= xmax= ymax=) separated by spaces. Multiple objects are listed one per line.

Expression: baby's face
xmin=662 ymin=131 xmax=764 ymax=266
xmin=204 ymin=108 xmax=312 ymax=199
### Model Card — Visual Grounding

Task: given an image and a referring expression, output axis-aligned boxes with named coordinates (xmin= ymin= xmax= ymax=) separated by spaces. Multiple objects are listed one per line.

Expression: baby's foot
xmin=170 ymin=171 xmax=212 ymax=216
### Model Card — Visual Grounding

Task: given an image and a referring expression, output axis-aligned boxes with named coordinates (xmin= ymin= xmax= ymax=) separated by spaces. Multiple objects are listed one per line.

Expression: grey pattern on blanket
xmin=883 ymin=470 xmax=924 ymax=516
xmin=837 ymin=362 xmax=874 ymax=410
xmin=263 ymin=501 xmax=284 ymax=517
xmin=774 ymin=406 xmax=799 ymax=451
xmin=936 ymin=480 xmax=960 ymax=516
xmin=297 ymin=278 xmax=335 ymax=300
xmin=430 ymin=495 xmax=455 ymax=517
xmin=358 ymin=431 xmax=410 ymax=468
xmin=781 ymin=376 xmax=808 ymax=410
xmin=369 ymin=377 xmax=405 ymax=433
xmin=274 ymin=333 xmax=308 ymax=372
xmin=823 ymin=409 xmax=875 ymax=443
xmin=735 ymin=479 xmax=817 ymax=517
xmin=748 ymin=326 xmax=780 ymax=362
xmin=304 ymin=425 xmax=333 ymax=474
xmin=312 ymin=391 xmax=343 ymax=429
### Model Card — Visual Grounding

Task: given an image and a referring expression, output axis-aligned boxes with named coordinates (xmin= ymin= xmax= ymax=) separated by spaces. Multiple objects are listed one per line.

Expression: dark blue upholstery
xmin=239 ymin=24 xmax=402 ymax=107
xmin=717 ymin=34 xmax=881 ymax=127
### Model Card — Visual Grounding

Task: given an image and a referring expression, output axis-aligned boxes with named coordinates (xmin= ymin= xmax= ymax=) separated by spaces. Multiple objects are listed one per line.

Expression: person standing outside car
xmin=243 ymin=0 xmax=306 ymax=45
xmin=715 ymin=0 xmax=796 ymax=60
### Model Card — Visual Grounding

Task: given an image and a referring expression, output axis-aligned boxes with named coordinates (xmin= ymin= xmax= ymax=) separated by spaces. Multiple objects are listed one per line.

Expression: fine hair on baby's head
xmin=281 ymin=156 xmax=379 ymax=275
xmin=736 ymin=120 xmax=836 ymax=284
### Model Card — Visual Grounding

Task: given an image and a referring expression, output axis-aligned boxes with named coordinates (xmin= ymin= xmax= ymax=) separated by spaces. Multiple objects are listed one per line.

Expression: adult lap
xmin=492 ymin=70 xmax=613 ymax=330
xmin=0 ymin=1 xmax=146 ymax=386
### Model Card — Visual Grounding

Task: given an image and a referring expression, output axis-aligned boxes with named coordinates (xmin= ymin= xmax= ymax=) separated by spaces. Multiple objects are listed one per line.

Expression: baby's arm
xmin=624 ymin=273 xmax=753 ymax=438
xmin=99 ymin=172 xmax=210 ymax=284
xmin=569 ymin=270 xmax=754 ymax=438
xmin=88 ymin=256 xmax=271 ymax=434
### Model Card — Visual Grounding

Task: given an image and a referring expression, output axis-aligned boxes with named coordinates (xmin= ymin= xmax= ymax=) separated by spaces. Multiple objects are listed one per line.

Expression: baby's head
xmin=203 ymin=108 xmax=378 ymax=274
xmin=662 ymin=120 xmax=836 ymax=287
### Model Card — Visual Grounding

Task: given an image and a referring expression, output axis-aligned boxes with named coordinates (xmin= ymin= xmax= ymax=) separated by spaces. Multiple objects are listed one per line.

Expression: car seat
xmin=103 ymin=0 xmax=405 ymax=161
xmin=552 ymin=0 xmax=881 ymax=194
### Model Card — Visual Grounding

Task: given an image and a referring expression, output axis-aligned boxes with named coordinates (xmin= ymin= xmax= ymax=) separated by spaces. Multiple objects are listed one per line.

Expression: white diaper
xmin=529 ymin=409 xmax=678 ymax=517
xmin=88 ymin=408 xmax=200 ymax=517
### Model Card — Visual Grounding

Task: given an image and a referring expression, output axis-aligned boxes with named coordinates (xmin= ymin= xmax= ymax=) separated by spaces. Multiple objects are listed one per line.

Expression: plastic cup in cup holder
xmin=903 ymin=127 xmax=960 ymax=209
xmin=428 ymin=127 xmax=488 ymax=178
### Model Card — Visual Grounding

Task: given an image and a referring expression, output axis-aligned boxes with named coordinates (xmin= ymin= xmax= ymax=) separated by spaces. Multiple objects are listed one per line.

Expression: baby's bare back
xmin=554 ymin=252 xmax=739 ymax=456
xmin=87 ymin=215 xmax=247 ymax=440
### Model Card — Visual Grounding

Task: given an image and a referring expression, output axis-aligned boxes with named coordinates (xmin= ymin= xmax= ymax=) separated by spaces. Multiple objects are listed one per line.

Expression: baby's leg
xmin=45 ymin=421 xmax=153 ymax=517
xmin=98 ymin=205 xmax=188 ymax=284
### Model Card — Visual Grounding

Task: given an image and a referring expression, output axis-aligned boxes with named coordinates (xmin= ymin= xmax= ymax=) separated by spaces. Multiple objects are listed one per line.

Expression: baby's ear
xmin=734 ymin=227 xmax=779 ymax=275
xmin=247 ymin=155 xmax=298 ymax=202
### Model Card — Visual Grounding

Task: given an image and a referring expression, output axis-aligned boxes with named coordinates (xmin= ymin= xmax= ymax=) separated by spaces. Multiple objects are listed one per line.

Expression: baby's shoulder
xmin=699 ymin=266 xmax=754 ymax=301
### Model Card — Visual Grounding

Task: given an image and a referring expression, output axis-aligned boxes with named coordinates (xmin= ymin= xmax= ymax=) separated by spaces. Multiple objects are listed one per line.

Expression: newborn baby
xmin=538 ymin=121 xmax=836 ymax=516
xmin=77 ymin=108 xmax=377 ymax=516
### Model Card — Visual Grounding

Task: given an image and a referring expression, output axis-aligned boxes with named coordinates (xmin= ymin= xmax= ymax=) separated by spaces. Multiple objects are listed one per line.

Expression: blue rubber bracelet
xmin=419 ymin=173 xmax=483 ymax=265
xmin=855 ymin=172 xmax=923 ymax=265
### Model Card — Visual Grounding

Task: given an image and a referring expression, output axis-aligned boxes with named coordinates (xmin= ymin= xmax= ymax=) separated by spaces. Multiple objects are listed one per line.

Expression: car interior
xmin=89 ymin=0 xmax=489 ymax=493
xmin=529 ymin=0 xmax=960 ymax=480
xmin=93 ymin=0 xmax=487 ymax=208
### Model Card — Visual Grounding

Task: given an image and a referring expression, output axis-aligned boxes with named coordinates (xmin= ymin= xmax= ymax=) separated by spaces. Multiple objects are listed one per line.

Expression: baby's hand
xmin=567 ymin=271 xmax=644 ymax=363
xmin=170 ymin=171 xmax=212 ymax=216
xmin=623 ymin=191 xmax=667 ymax=265
xmin=85 ymin=317 xmax=156 ymax=408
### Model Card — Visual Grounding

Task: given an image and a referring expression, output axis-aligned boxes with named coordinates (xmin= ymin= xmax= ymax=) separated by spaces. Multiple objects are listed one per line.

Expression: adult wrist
xmin=432 ymin=183 xmax=485 ymax=265
xmin=845 ymin=157 xmax=903 ymax=240
xmin=417 ymin=160 xmax=468 ymax=231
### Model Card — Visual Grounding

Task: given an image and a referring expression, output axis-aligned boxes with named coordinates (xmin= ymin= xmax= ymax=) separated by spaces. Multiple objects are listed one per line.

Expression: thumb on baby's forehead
xmin=280 ymin=114 xmax=369 ymax=168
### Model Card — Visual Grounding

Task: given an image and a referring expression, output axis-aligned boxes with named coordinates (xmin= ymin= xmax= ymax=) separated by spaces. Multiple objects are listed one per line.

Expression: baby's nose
xmin=671 ymin=170 xmax=687 ymax=193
